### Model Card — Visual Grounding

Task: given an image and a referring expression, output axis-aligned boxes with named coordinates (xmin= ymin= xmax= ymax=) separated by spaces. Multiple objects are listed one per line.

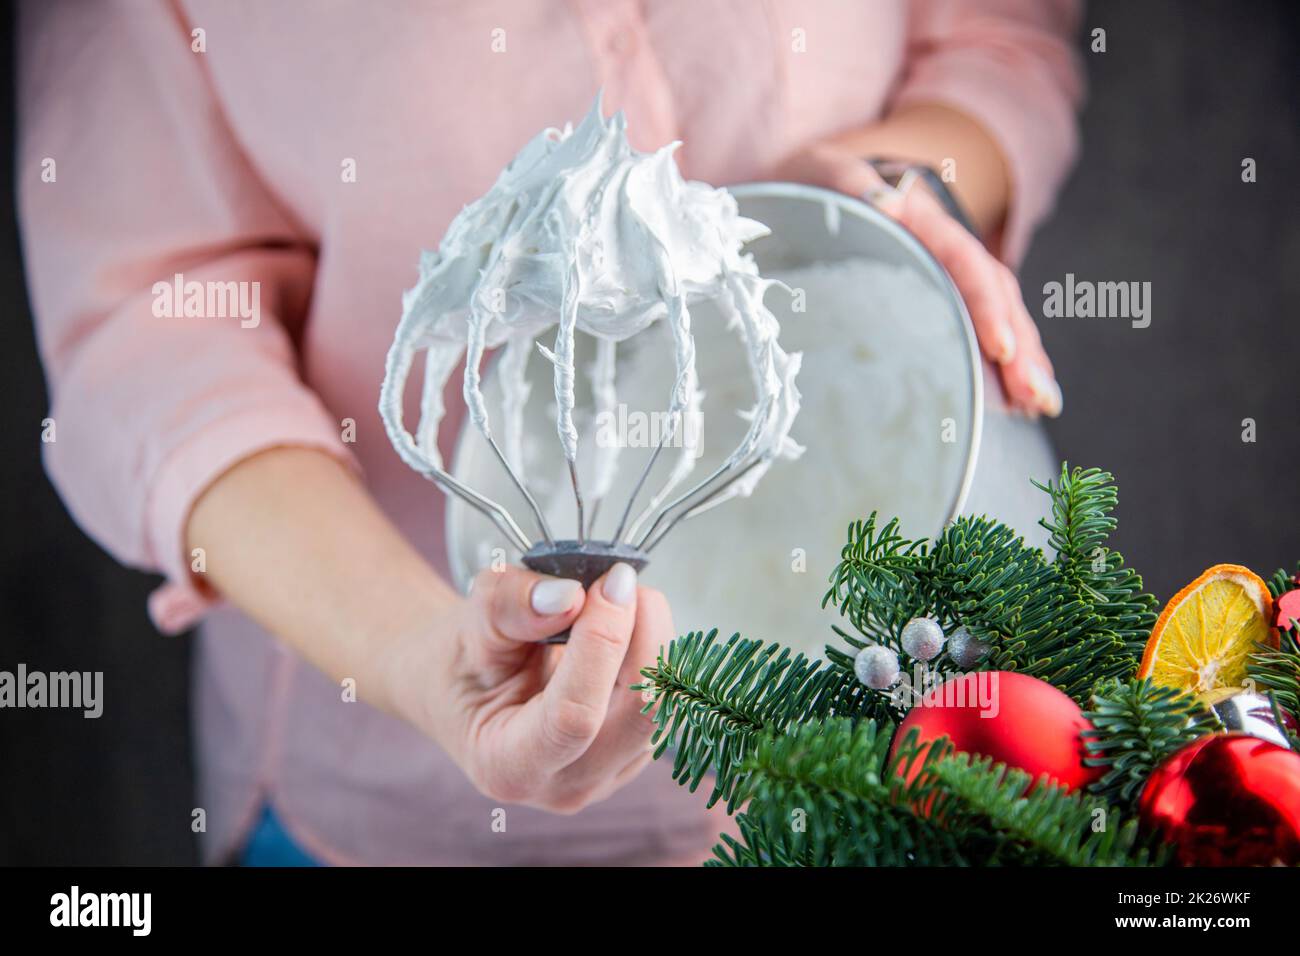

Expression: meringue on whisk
xmin=378 ymin=94 xmax=803 ymax=628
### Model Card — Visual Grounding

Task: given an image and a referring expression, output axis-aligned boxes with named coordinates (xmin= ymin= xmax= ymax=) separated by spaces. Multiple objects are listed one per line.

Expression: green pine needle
xmin=1082 ymin=678 xmax=1217 ymax=807
xmin=727 ymin=719 xmax=968 ymax=866
xmin=927 ymin=752 xmax=1155 ymax=866
xmin=1249 ymin=571 xmax=1300 ymax=746
xmin=821 ymin=465 xmax=1148 ymax=702
xmin=1265 ymin=563 xmax=1300 ymax=603
xmin=706 ymin=717 xmax=1154 ymax=866
xmin=634 ymin=630 xmax=883 ymax=808
xmin=706 ymin=812 xmax=812 ymax=867
xmin=1034 ymin=465 xmax=1159 ymax=658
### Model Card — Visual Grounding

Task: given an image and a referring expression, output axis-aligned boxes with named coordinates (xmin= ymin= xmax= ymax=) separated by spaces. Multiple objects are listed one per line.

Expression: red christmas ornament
xmin=889 ymin=671 xmax=1101 ymax=793
xmin=1139 ymin=734 xmax=1300 ymax=866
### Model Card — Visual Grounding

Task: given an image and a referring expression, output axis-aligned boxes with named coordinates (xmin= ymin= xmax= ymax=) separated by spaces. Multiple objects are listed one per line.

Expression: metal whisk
xmin=378 ymin=98 xmax=802 ymax=640
xmin=381 ymin=303 xmax=798 ymax=643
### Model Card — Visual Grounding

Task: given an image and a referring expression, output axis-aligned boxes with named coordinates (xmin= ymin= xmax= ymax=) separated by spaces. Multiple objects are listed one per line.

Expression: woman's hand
xmin=393 ymin=562 xmax=667 ymax=813
xmin=773 ymin=141 xmax=1061 ymax=418
xmin=187 ymin=447 xmax=667 ymax=815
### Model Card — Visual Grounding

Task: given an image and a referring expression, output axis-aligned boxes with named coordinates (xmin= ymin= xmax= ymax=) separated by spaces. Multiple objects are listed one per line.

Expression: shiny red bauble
xmin=1139 ymin=734 xmax=1300 ymax=866
xmin=890 ymin=671 xmax=1100 ymax=793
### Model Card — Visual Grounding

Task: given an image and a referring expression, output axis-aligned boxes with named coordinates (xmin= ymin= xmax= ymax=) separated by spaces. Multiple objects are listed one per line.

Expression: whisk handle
xmin=520 ymin=540 xmax=650 ymax=645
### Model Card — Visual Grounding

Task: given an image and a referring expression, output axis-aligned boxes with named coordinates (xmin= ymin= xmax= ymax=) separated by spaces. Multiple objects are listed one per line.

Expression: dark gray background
xmin=1 ymin=1 xmax=1296 ymax=864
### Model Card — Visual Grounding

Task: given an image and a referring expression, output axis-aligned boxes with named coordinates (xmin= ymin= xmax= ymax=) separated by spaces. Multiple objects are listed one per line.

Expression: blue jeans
xmin=240 ymin=805 xmax=323 ymax=867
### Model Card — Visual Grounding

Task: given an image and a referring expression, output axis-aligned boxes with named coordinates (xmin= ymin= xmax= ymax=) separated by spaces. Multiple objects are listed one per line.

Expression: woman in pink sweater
xmin=18 ymin=1 xmax=1082 ymax=865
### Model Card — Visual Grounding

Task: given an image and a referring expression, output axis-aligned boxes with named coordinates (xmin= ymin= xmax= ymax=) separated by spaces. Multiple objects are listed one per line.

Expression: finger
xmin=535 ymin=750 xmax=654 ymax=816
xmin=998 ymin=266 xmax=1062 ymax=417
xmin=533 ymin=562 xmax=640 ymax=769
xmin=774 ymin=144 xmax=881 ymax=198
xmin=603 ymin=749 xmax=655 ymax=796
xmin=810 ymin=153 xmax=879 ymax=198
xmin=782 ymin=146 xmax=1016 ymax=370
xmin=552 ymin=585 xmax=671 ymax=790
xmin=892 ymin=187 xmax=1018 ymax=366
xmin=471 ymin=565 xmax=585 ymax=647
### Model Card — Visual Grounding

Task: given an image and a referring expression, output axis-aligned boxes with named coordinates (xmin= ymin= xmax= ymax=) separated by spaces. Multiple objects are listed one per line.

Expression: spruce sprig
xmin=1248 ymin=565 xmax=1300 ymax=747
xmin=706 ymin=813 xmax=812 ymax=867
xmin=1035 ymin=465 xmax=1159 ymax=656
xmin=821 ymin=465 xmax=1148 ymax=702
xmin=1264 ymin=563 xmax=1300 ymax=603
xmin=821 ymin=515 xmax=932 ymax=654
xmin=728 ymin=719 xmax=968 ymax=866
xmin=1082 ymin=678 xmax=1216 ymax=807
xmin=927 ymin=753 xmax=1155 ymax=866
xmin=635 ymin=630 xmax=883 ymax=808
xmin=709 ymin=718 xmax=1154 ymax=867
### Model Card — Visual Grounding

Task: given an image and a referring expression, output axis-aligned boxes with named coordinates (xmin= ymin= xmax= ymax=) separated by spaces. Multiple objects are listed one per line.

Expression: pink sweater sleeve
xmin=891 ymin=0 xmax=1086 ymax=265
xmin=17 ymin=2 xmax=356 ymax=634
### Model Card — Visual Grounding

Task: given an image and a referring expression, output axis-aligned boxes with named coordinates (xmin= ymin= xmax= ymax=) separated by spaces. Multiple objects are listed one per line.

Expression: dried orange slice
xmin=1138 ymin=564 xmax=1277 ymax=698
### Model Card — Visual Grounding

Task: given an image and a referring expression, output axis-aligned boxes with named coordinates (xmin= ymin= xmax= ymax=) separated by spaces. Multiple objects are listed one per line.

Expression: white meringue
xmin=379 ymin=93 xmax=801 ymax=544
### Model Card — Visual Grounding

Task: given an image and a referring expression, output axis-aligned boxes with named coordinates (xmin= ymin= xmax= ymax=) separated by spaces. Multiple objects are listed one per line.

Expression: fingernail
xmin=863 ymin=185 xmax=904 ymax=216
xmin=531 ymin=578 xmax=583 ymax=615
xmin=1029 ymin=366 xmax=1063 ymax=417
xmin=602 ymin=562 xmax=637 ymax=607
xmin=996 ymin=327 xmax=1016 ymax=363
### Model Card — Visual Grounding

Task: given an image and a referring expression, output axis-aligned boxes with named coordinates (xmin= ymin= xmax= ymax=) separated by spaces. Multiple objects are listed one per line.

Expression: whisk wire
xmin=568 ymin=460 xmax=586 ymax=544
xmin=485 ymin=434 xmax=554 ymax=546
xmin=611 ymin=432 xmax=670 ymax=544
xmin=634 ymin=453 xmax=763 ymax=551
xmin=640 ymin=456 xmax=764 ymax=553
xmin=424 ymin=467 xmax=533 ymax=553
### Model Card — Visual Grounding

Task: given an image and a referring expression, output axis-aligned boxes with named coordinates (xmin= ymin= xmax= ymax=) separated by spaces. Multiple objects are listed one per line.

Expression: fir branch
xmin=820 ymin=512 xmax=1047 ymax=670
xmin=1082 ymin=678 xmax=1216 ymax=807
xmin=727 ymin=718 xmax=970 ymax=866
xmin=822 ymin=493 xmax=1138 ymax=702
xmin=1265 ymin=563 xmax=1300 ymax=602
xmin=710 ymin=718 xmax=1155 ymax=867
xmin=635 ymin=630 xmax=882 ymax=808
xmin=1249 ymin=639 xmax=1300 ymax=734
xmin=706 ymin=813 xmax=813 ymax=867
xmin=1037 ymin=464 xmax=1118 ymax=582
xmin=928 ymin=753 xmax=1155 ymax=866
xmin=821 ymin=515 xmax=931 ymax=651
xmin=923 ymin=514 xmax=1134 ymax=700
xmin=1249 ymin=565 xmax=1300 ymax=745
xmin=1035 ymin=464 xmax=1158 ymax=657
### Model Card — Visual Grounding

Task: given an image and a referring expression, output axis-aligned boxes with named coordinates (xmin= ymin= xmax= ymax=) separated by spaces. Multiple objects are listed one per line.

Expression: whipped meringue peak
xmin=379 ymin=93 xmax=802 ymax=552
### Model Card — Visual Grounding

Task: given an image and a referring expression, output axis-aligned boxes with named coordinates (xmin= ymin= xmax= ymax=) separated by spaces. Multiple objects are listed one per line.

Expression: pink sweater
xmin=18 ymin=0 xmax=1083 ymax=864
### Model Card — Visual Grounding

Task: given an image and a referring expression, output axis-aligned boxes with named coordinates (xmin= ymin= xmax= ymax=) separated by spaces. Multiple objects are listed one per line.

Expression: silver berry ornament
xmin=946 ymin=625 xmax=990 ymax=668
xmin=854 ymin=644 xmax=900 ymax=690
xmin=900 ymin=616 xmax=945 ymax=662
